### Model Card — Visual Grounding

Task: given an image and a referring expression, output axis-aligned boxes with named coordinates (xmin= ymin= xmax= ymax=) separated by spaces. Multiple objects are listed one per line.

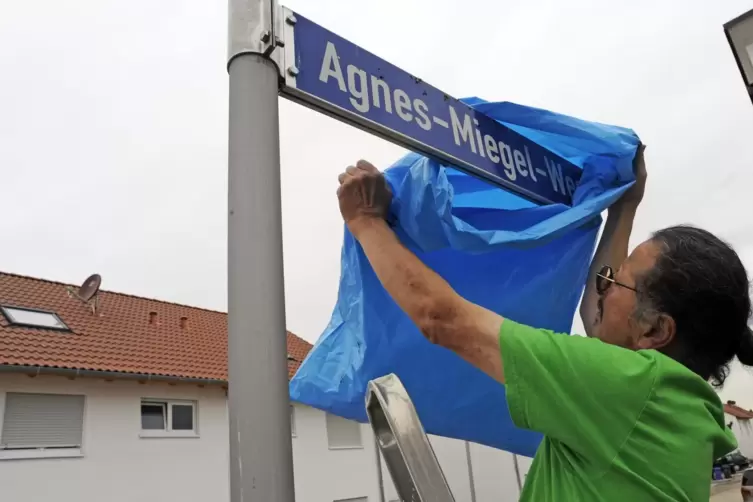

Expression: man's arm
xmin=337 ymin=161 xmax=505 ymax=383
xmin=352 ymin=218 xmax=505 ymax=383
xmin=580 ymin=145 xmax=646 ymax=337
xmin=579 ymin=205 xmax=637 ymax=336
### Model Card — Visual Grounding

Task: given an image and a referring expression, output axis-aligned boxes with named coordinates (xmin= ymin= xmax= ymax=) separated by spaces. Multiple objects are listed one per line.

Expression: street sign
xmin=280 ymin=11 xmax=582 ymax=206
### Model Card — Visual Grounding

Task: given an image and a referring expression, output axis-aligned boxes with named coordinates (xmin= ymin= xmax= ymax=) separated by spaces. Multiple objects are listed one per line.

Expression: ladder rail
xmin=366 ymin=373 xmax=456 ymax=502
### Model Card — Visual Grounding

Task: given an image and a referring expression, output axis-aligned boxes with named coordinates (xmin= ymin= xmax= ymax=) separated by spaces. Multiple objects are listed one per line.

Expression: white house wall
xmin=291 ymin=403 xmax=383 ymax=502
xmin=725 ymin=412 xmax=753 ymax=459
xmin=377 ymin=435 xmax=474 ymax=502
xmin=378 ymin=436 xmax=528 ymax=502
xmin=468 ymin=441 xmax=529 ymax=502
xmin=0 ymin=373 xmax=526 ymax=502
xmin=0 ymin=373 xmax=230 ymax=502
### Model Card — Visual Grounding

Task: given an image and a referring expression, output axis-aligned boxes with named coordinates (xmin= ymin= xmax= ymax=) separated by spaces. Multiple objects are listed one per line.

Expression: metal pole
xmin=464 ymin=441 xmax=477 ymax=502
xmin=512 ymin=454 xmax=523 ymax=493
xmin=227 ymin=0 xmax=295 ymax=496
xmin=374 ymin=436 xmax=386 ymax=502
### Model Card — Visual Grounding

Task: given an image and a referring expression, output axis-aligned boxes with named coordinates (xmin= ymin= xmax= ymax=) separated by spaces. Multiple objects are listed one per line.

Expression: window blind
xmin=1 ymin=393 xmax=85 ymax=449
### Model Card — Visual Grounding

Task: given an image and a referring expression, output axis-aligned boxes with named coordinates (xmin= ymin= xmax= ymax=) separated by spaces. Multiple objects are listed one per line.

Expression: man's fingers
xmin=339 ymin=161 xmax=379 ymax=188
xmin=356 ymin=159 xmax=378 ymax=173
xmin=338 ymin=166 xmax=359 ymax=187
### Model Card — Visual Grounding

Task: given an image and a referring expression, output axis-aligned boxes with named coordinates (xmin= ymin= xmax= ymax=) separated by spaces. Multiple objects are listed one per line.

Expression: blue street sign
xmin=280 ymin=12 xmax=582 ymax=206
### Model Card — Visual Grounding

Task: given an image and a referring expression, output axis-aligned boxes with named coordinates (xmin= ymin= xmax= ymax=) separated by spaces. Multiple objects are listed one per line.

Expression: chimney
xmin=148 ymin=311 xmax=158 ymax=325
xmin=179 ymin=316 xmax=188 ymax=330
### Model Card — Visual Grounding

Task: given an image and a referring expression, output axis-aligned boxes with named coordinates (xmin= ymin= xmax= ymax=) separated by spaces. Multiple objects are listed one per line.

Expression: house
xmin=724 ymin=401 xmax=753 ymax=459
xmin=0 ymin=271 xmax=529 ymax=502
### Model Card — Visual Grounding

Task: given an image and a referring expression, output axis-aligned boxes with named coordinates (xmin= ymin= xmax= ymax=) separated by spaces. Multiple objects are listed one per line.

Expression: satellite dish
xmin=78 ymin=274 xmax=102 ymax=302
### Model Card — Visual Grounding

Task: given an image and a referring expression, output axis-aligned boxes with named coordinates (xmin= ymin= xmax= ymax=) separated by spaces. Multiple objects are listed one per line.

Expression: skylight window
xmin=1 ymin=306 xmax=69 ymax=331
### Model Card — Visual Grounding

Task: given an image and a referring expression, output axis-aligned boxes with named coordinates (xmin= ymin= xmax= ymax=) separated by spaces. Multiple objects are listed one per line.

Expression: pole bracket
xmin=227 ymin=0 xmax=285 ymax=74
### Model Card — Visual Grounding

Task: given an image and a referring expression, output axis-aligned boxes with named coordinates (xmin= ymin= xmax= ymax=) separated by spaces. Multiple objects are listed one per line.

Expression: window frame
xmin=325 ymin=412 xmax=364 ymax=450
xmin=0 ymin=305 xmax=70 ymax=332
xmin=139 ymin=398 xmax=199 ymax=438
xmin=0 ymin=392 xmax=86 ymax=461
xmin=140 ymin=401 xmax=168 ymax=430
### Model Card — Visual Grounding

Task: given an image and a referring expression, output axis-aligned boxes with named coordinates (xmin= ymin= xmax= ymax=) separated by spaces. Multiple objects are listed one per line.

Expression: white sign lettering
xmin=317 ymin=41 xmax=576 ymax=198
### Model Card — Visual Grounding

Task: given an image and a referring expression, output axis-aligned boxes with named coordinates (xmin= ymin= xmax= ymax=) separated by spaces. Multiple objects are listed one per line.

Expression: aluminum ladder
xmin=366 ymin=373 xmax=456 ymax=502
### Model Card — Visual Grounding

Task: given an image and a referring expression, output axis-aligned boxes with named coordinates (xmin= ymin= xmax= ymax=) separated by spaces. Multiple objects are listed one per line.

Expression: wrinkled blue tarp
xmin=290 ymin=98 xmax=640 ymax=457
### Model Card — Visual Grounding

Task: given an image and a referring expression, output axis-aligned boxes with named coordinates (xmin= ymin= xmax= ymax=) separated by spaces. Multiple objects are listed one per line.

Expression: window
xmin=0 ymin=392 xmax=85 ymax=460
xmin=325 ymin=412 xmax=363 ymax=449
xmin=1 ymin=306 xmax=69 ymax=331
xmin=290 ymin=405 xmax=296 ymax=437
xmin=140 ymin=399 xmax=197 ymax=437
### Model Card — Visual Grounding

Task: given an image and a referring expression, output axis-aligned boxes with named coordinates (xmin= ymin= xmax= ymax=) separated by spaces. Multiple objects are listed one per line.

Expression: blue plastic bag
xmin=290 ymin=98 xmax=640 ymax=457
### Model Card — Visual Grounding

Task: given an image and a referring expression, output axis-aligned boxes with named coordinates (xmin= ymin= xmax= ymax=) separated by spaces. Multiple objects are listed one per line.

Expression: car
xmin=714 ymin=450 xmax=751 ymax=478
xmin=728 ymin=451 xmax=751 ymax=471
xmin=742 ymin=468 xmax=753 ymax=501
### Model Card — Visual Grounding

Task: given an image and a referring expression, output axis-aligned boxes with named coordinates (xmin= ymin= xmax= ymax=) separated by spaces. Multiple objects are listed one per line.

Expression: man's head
xmin=592 ymin=225 xmax=753 ymax=386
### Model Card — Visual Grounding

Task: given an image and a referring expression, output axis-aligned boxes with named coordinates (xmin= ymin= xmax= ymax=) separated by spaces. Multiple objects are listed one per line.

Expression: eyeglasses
xmin=596 ymin=265 xmax=637 ymax=295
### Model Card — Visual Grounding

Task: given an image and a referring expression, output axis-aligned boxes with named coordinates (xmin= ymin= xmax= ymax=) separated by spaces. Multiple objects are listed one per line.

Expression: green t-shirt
xmin=499 ymin=319 xmax=737 ymax=502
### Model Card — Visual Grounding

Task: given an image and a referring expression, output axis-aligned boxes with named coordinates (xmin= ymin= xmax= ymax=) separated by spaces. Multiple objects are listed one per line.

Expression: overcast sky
xmin=2 ymin=0 xmax=753 ymax=404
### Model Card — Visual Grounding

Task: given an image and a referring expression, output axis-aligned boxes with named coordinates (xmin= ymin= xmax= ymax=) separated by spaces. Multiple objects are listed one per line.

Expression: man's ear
xmin=638 ymin=313 xmax=676 ymax=350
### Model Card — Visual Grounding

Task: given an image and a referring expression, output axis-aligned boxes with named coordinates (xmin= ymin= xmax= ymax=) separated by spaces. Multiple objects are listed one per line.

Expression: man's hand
xmin=613 ymin=143 xmax=647 ymax=211
xmin=337 ymin=160 xmax=392 ymax=236
xmin=335 ymin=159 xmax=505 ymax=383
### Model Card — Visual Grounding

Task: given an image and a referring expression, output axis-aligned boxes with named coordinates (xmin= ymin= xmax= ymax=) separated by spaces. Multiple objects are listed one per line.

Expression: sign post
xmin=227 ymin=0 xmax=295 ymax=501
xmin=227 ymin=1 xmax=584 ymax=500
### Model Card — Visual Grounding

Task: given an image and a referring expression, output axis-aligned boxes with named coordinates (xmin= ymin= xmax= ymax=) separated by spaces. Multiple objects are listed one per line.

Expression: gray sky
xmin=2 ymin=0 xmax=753 ymax=404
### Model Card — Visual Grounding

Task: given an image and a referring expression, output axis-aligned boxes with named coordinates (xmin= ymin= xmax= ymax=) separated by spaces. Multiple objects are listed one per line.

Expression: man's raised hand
xmin=337 ymin=160 xmax=392 ymax=236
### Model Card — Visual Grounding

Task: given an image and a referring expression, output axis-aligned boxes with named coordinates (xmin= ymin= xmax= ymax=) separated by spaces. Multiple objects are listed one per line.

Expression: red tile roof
xmin=725 ymin=402 xmax=753 ymax=419
xmin=0 ymin=272 xmax=312 ymax=382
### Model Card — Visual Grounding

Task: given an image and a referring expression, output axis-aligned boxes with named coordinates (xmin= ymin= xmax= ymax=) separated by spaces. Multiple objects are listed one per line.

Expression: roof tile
xmin=724 ymin=403 xmax=753 ymax=419
xmin=0 ymin=272 xmax=312 ymax=381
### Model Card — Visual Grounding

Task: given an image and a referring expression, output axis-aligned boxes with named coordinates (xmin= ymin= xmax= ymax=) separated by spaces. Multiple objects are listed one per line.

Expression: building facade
xmin=0 ymin=371 xmax=532 ymax=502
xmin=724 ymin=401 xmax=753 ymax=459
xmin=0 ymin=272 xmax=528 ymax=502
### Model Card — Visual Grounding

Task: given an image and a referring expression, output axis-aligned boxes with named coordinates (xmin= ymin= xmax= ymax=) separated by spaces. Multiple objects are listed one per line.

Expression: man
xmin=336 ymin=148 xmax=753 ymax=501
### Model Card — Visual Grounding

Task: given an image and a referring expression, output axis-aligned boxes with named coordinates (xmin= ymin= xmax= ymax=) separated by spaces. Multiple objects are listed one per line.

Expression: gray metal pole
xmin=512 ymin=453 xmax=523 ymax=493
xmin=374 ymin=436 xmax=386 ymax=502
xmin=464 ymin=441 xmax=477 ymax=502
xmin=227 ymin=42 xmax=295 ymax=502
